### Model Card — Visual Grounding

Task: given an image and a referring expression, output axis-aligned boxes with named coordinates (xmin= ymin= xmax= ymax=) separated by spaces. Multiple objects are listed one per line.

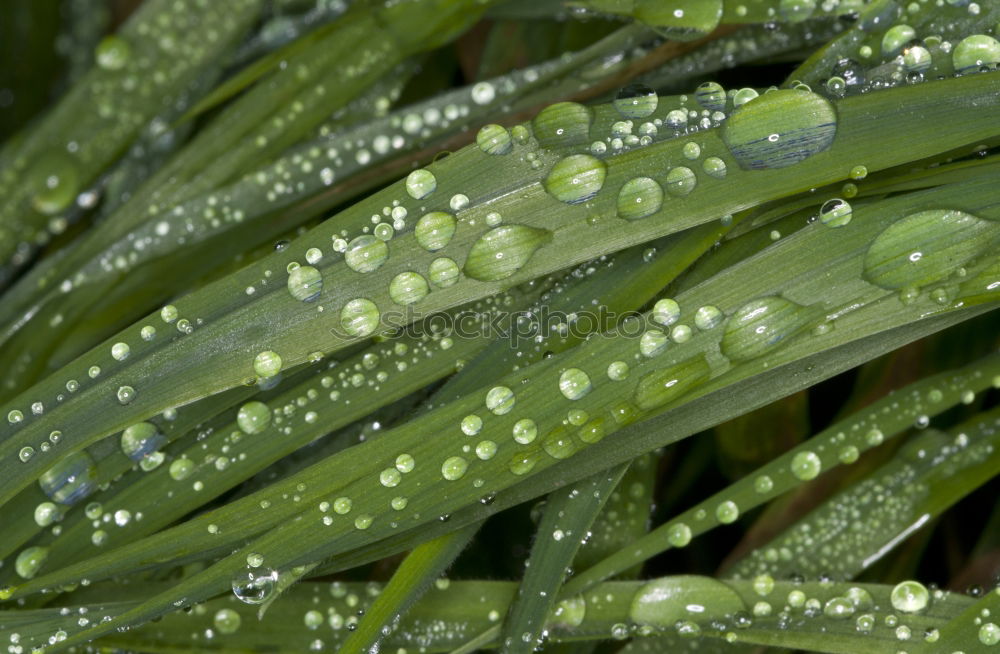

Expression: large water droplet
xmin=340 ymin=298 xmax=380 ymax=337
xmin=29 ymin=150 xmax=80 ymax=215
xmin=633 ymin=355 xmax=711 ymax=411
xmin=287 ymin=265 xmax=323 ymax=302
xmin=532 ymin=102 xmax=593 ymax=148
xmin=559 ymin=368 xmax=592 ymax=400
xmin=614 ymin=84 xmax=658 ymax=118
xmin=476 ymin=124 xmax=513 ymax=155
xmin=388 ymin=271 xmax=429 ymax=305
xmin=415 ymin=212 xmax=456 ymax=251
xmin=15 ymin=546 xmax=49 ymax=580
xmin=633 ymin=0 xmax=723 ymax=41
xmin=778 ymin=0 xmax=816 ymax=22
xmin=39 ymin=451 xmax=97 ymax=505
xmin=544 ymin=154 xmax=607 ymax=205
xmin=344 ymin=235 xmax=389 ymax=274
xmin=722 ymin=90 xmax=837 ymax=170
xmin=617 ymin=177 xmax=664 ymax=220
xmin=665 ymin=166 xmax=697 ymax=197
xmin=429 ymin=257 xmax=460 ymax=287
xmin=237 ymin=401 xmax=272 ymax=434
xmin=464 ymin=225 xmax=551 ymax=281
xmin=863 ymin=209 xmax=999 ymax=290
xmin=629 ymin=576 xmax=746 ymax=628
xmin=953 ymin=34 xmax=1000 ymax=72
xmin=120 ymin=422 xmax=166 ymax=462
xmin=95 ymin=34 xmax=131 ymax=70
xmin=232 ymin=569 xmax=278 ymax=604
xmin=695 ymin=81 xmax=726 ymax=111
xmin=405 ymin=169 xmax=437 ymax=199
xmin=889 ymin=581 xmax=929 ymax=613
xmin=720 ymin=296 xmax=812 ymax=362
xmin=819 ymin=198 xmax=852 ymax=227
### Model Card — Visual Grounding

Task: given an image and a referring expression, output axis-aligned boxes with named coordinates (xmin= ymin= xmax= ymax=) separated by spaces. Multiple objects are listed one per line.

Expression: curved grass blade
xmin=497 ymin=464 xmax=628 ymax=653
xmin=0 ymin=0 xmax=264 ymax=282
xmin=731 ymin=405 xmax=1000 ymax=581
xmin=338 ymin=524 xmax=478 ymax=654
xmin=4 ymin=72 xmax=999 ymax=515
xmin=562 ymin=351 xmax=1000 ymax=596
xmin=20 ymin=170 xmax=1000 ymax=648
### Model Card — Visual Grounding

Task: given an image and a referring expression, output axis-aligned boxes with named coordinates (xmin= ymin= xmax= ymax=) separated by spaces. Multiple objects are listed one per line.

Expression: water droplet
xmin=863 ymin=209 xmax=997 ymax=290
xmin=824 ymin=597 xmax=855 ymax=619
xmin=953 ymin=34 xmax=1000 ymax=72
xmin=513 ymin=419 xmax=538 ymax=444
xmin=287 ymin=265 xmax=323 ymax=302
xmin=15 ymin=546 xmax=49 ymax=580
xmin=461 ymin=414 xmax=483 ymax=435
xmin=111 ymin=342 xmax=130 ymax=361
xmin=254 ymin=350 xmax=282 ymax=378
xmin=415 ymin=212 xmax=456 ymax=251
xmin=790 ymin=450 xmax=822 ymax=480
xmin=693 ymin=305 xmax=722 ymax=330
xmin=695 ymin=81 xmax=727 ymax=111
xmin=715 ymin=500 xmax=739 ymax=523
xmin=652 ymin=298 xmax=681 ymax=327
xmin=544 ymin=154 xmax=607 ymax=205
xmin=980 ymin=623 xmax=1000 ymax=646
xmin=214 ymin=608 xmax=242 ymax=634
xmin=532 ymin=102 xmax=593 ymax=148
xmin=237 ymin=401 xmax=272 ymax=434
xmin=340 ymin=298 xmax=380 ymax=337
xmin=607 ymin=360 xmax=630 ymax=381
xmin=778 ymin=0 xmax=816 ymax=22
xmin=120 ymin=422 xmax=166 ymax=462
xmin=754 ymin=475 xmax=774 ymax=493
xmin=702 ymin=156 xmax=727 ymax=179
xmin=28 ymin=150 xmax=80 ymax=215
xmin=39 ymin=451 xmax=96 ymax=504
xmin=169 ymin=458 xmax=194 ymax=480
xmin=476 ymin=124 xmax=513 ymax=155
xmin=559 ymin=368 xmax=592 ymax=400
xmin=18 ymin=446 xmax=34 ymax=462
xmin=232 ymin=569 xmax=277 ymax=604
xmin=542 ymin=425 xmax=578 ymax=459
xmin=405 ymin=169 xmax=436 ymax=199
xmin=464 ymin=225 xmax=551 ymax=281
xmin=633 ymin=355 xmax=711 ymax=411
xmin=117 ymin=385 xmax=136 ymax=404
xmin=667 ymin=523 xmax=692 ymax=547
xmin=882 ymin=24 xmax=916 ymax=56
xmin=665 ymin=166 xmax=697 ymax=197
xmin=161 ymin=304 xmax=178 ymax=323
xmin=441 ymin=456 xmax=468 ymax=481
xmin=722 ymin=90 xmax=837 ymax=170
xmin=819 ymin=198 xmax=852 ymax=227
xmin=630 ymin=576 xmax=745 ymax=628
xmin=639 ymin=329 xmax=669 ymax=357
xmin=428 ymin=257 xmax=460 ymax=287
xmin=388 ymin=271 xmax=429 ymax=305
xmin=890 ymin=581 xmax=929 ymax=613
xmin=617 ymin=177 xmax=663 ymax=221
xmin=95 ymin=34 xmax=131 ymax=70
xmin=344 ymin=235 xmax=388 ymax=273
xmin=379 ymin=468 xmax=401 ymax=487
xmin=720 ymin=296 xmax=811 ymax=362
xmin=614 ymin=83 xmax=658 ymax=118
xmin=486 ymin=386 xmax=515 ymax=415
xmin=476 ymin=440 xmax=497 ymax=459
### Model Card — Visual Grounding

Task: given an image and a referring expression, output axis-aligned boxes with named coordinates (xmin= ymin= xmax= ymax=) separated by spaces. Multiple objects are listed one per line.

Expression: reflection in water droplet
xmin=232 ymin=569 xmax=278 ymax=604
xmin=532 ymin=102 xmax=593 ymax=148
xmin=863 ymin=209 xmax=998 ymax=290
xmin=544 ymin=155 xmax=607 ymax=205
xmin=340 ymin=298 xmax=380 ymax=337
xmin=633 ymin=355 xmax=711 ymax=411
xmin=39 ymin=452 xmax=97 ymax=505
xmin=415 ymin=212 xmax=456 ymax=251
xmin=617 ymin=177 xmax=664 ymax=221
xmin=720 ymin=296 xmax=812 ymax=363
xmin=464 ymin=225 xmax=551 ymax=281
xmin=344 ymin=235 xmax=388 ymax=273
xmin=722 ymin=90 xmax=837 ymax=170
xmin=614 ymin=83 xmax=658 ymax=118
